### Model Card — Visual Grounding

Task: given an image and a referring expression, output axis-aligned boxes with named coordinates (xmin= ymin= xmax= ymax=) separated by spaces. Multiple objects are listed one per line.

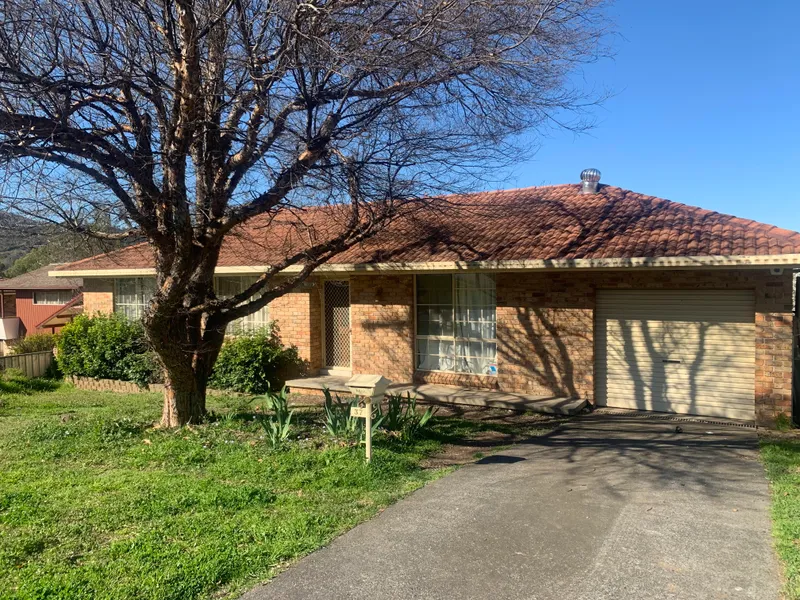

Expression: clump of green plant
xmin=376 ymin=393 xmax=437 ymax=442
xmin=322 ymin=388 xmax=382 ymax=441
xmin=0 ymin=368 xmax=60 ymax=394
xmin=209 ymin=326 xmax=305 ymax=394
xmin=255 ymin=386 xmax=294 ymax=448
xmin=10 ymin=332 xmax=57 ymax=354
xmin=1 ymin=367 xmax=26 ymax=380
xmin=775 ymin=412 xmax=794 ymax=432
xmin=56 ymin=314 xmax=161 ymax=387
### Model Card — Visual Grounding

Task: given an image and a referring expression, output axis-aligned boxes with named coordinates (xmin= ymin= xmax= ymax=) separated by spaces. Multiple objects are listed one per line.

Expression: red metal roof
xmin=54 ymin=184 xmax=800 ymax=272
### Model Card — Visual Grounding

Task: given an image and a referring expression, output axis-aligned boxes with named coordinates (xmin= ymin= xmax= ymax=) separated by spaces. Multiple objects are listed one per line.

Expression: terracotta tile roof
xmin=0 ymin=264 xmax=83 ymax=289
xmin=54 ymin=184 xmax=800 ymax=272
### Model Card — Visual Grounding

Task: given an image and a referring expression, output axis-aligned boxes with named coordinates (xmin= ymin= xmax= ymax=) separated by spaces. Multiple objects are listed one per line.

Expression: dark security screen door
xmin=324 ymin=280 xmax=351 ymax=368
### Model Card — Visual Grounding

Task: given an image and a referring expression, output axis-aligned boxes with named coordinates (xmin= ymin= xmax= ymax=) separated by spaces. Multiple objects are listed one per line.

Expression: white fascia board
xmin=49 ymin=253 xmax=800 ymax=278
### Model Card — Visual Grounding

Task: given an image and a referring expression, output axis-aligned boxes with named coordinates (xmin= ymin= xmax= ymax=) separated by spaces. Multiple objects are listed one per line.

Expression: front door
xmin=324 ymin=280 xmax=351 ymax=369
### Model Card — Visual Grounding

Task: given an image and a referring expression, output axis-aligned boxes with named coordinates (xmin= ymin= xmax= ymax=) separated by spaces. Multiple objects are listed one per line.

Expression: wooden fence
xmin=0 ymin=350 xmax=54 ymax=378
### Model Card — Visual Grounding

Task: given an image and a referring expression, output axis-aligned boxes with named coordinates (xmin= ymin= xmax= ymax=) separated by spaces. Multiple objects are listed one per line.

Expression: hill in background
xmin=0 ymin=213 xmax=135 ymax=278
xmin=0 ymin=212 xmax=48 ymax=275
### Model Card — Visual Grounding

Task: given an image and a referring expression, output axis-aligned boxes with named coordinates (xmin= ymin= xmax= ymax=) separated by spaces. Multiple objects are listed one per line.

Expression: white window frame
xmin=112 ymin=276 xmax=271 ymax=333
xmin=114 ymin=277 xmax=155 ymax=320
xmin=415 ymin=273 xmax=497 ymax=376
xmin=33 ymin=290 xmax=74 ymax=305
xmin=213 ymin=276 xmax=271 ymax=335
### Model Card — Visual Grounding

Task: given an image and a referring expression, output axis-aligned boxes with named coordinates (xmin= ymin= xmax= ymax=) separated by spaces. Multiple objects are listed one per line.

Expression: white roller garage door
xmin=595 ymin=290 xmax=755 ymax=421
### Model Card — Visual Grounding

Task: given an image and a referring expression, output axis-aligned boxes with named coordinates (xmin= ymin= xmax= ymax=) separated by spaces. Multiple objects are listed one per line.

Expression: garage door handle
xmin=662 ymin=359 xmax=682 ymax=364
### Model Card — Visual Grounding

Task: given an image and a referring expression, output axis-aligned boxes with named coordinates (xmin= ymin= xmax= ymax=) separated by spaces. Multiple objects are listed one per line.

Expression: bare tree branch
xmin=0 ymin=0 xmax=612 ymax=425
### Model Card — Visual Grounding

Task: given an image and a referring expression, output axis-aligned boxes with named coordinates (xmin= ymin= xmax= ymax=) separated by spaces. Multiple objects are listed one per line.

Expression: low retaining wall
xmin=69 ymin=376 xmax=165 ymax=394
xmin=68 ymin=376 xmax=244 ymax=397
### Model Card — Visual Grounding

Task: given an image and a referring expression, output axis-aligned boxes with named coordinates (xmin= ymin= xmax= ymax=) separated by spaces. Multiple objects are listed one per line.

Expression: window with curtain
xmin=416 ymin=273 xmax=497 ymax=375
xmin=214 ymin=276 xmax=270 ymax=334
xmin=114 ymin=278 xmax=156 ymax=320
xmin=33 ymin=290 xmax=74 ymax=305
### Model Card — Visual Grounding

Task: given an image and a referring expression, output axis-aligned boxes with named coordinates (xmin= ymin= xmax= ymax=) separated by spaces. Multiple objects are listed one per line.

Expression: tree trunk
xmin=149 ymin=315 xmax=226 ymax=428
xmin=145 ymin=307 xmax=223 ymax=428
xmin=161 ymin=371 xmax=208 ymax=427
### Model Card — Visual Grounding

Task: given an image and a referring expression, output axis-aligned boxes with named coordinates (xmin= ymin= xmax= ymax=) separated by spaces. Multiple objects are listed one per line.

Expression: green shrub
xmin=209 ymin=327 xmax=305 ymax=394
xmin=56 ymin=314 xmax=161 ymax=387
xmin=378 ymin=394 xmax=406 ymax=431
xmin=11 ymin=332 xmax=57 ymax=355
xmin=255 ymin=387 xmax=294 ymax=448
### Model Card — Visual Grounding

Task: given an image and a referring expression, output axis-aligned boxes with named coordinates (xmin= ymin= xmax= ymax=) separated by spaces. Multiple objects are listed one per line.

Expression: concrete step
xmin=285 ymin=376 xmax=587 ymax=417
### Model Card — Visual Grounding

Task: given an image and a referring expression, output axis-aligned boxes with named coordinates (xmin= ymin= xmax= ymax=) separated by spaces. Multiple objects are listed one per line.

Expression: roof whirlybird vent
xmin=580 ymin=168 xmax=601 ymax=194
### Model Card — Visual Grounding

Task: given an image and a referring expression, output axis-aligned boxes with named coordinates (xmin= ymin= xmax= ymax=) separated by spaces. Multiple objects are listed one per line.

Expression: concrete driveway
xmin=241 ymin=413 xmax=780 ymax=600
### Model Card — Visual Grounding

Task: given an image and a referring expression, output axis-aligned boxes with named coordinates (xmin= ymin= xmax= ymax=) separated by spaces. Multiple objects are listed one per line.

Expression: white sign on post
xmin=350 ymin=406 xmax=370 ymax=419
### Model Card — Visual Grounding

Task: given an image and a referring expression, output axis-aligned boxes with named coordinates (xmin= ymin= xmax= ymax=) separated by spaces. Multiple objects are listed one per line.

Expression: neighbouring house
xmin=50 ymin=171 xmax=800 ymax=426
xmin=0 ymin=265 xmax=83 ymax=355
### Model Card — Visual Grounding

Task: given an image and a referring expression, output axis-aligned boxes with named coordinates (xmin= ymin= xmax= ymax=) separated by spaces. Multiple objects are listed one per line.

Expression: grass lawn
xmin=761 ymin=437 xmax=800 ymax=598
xmin=0 ymin=379 xmax=558 ymax=600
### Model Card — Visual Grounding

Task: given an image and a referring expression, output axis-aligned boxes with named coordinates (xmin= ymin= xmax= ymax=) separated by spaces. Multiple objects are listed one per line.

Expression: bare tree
xmin=0 ymin=0 xmax=610 ymax=426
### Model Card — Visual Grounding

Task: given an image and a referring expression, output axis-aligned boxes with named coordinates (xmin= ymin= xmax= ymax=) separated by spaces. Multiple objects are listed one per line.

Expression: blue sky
xmin=497 ymin=0 xmax=800 ymax=230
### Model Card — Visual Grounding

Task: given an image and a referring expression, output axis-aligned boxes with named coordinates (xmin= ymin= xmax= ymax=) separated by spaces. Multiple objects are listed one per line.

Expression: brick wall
xmin=496 ymin=269 xmax=794 ymax=426
xmin=269 ymin=279 xmax=322 ymax=372
xmin=350 ymin=274 xmax=415 ymax=383
xmin=82 ymin=276 xmax=325 ymax=371
xmin=83 ymin=278 xmax=114 ymax=315
xmin=497 ymin=273 xmax=594 ymax=400
xmin=77 ymin=268 xmax=795 ymax=426
xmin=70 ymin=376 xmax=165 ymax=394
xmin=68 ymin=376 xmax=245 ymax=397
xmin=415 ymin=370 xmax=499 ymax=389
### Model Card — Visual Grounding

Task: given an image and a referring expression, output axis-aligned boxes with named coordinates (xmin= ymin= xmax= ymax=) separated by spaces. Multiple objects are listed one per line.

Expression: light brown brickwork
xmin=83 ymin=278 xmax=114 ymax=315
xmin=496 ymin=269 xmax=794 ymax=426
xmin=497 ymin=273 xmax=594 ymax=400
xmin=68 ymin=376 xmax=244 ymax=397
xmin=350 ymin=274 xmax=415 ymax=383
xmin=79 ymin=269 xmax=795 ymax=426
xmin=415 ymin=370 xmax=499 ymax=389
xmin=269 ymin=279 xmax=322 ymax=372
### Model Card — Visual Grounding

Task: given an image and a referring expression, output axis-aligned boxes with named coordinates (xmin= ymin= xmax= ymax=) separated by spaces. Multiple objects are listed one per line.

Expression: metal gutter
xmin=49 ymin=253 xmax=800 ymax=278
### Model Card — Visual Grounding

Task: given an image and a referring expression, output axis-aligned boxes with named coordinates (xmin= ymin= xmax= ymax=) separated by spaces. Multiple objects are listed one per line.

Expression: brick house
xmin=0 ymin=264 xmax=83 ymax=355
xmin=50 ymin=175 xmax=800 ymax=426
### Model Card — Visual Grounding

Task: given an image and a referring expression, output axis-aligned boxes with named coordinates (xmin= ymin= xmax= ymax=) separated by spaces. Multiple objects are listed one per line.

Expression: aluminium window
xmin=33 ymin=290 xmax=74 ymax=305
xmin=415 ymin=273 xmax=497 ymax=375
xmin=114 ymin=278 xmax=156 ymax=320
xmin=214 ymin=276 xmax=270 ymax=334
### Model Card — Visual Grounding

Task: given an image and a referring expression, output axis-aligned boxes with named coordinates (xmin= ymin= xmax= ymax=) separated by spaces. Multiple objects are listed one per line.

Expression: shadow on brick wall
xmin=498 ymin=307 xmax=592 ymax=398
